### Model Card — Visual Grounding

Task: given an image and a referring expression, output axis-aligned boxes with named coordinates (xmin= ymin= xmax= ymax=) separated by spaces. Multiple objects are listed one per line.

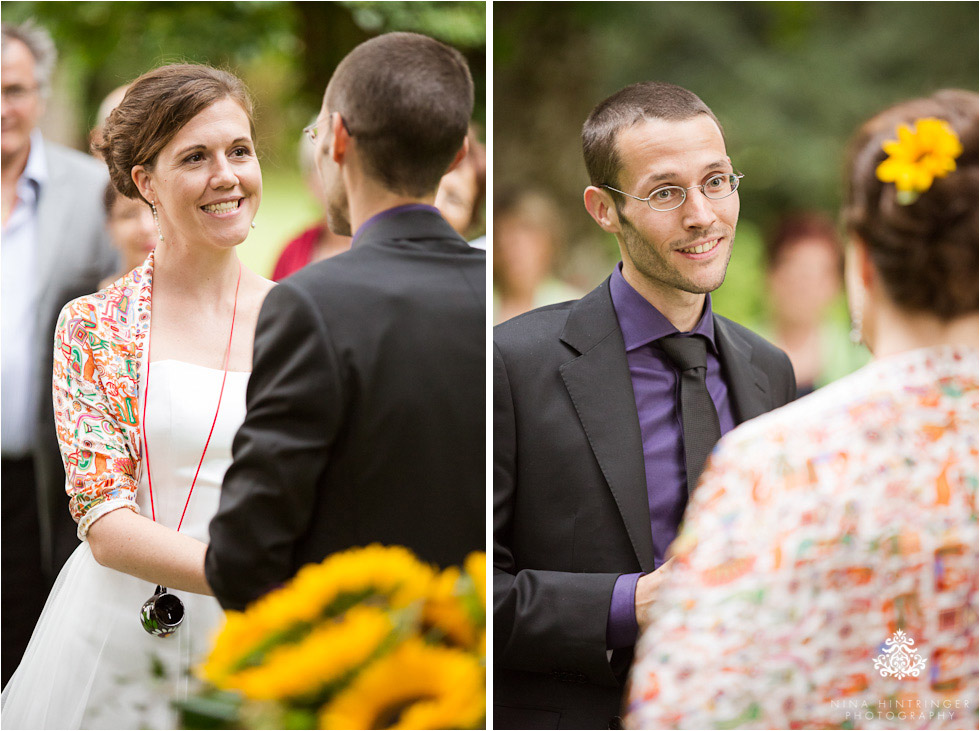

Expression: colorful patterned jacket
xmin=625 ymin=346 xmax=979 ymax=729
xmin=52 ymin=253 xmax=155 ymax=539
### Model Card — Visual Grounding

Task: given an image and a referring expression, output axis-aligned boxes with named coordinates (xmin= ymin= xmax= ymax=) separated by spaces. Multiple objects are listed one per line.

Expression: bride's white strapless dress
xmin=1 ymin=361 xmax=249 ymax=729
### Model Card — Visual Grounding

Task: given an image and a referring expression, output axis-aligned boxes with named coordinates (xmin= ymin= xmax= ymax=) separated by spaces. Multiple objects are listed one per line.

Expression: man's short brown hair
xmin=326 ymin=32 xmax=474 ymax=197
xmin=582 ymin=81 xmax=723 ymax=189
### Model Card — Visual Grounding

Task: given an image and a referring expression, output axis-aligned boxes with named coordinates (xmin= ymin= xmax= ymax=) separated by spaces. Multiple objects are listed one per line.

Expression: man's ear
xmin=445 ymin=136 xmax=470 ymax=175
xmin=331 ymin=113 xmax=350 ymax=164
xmin=583 ymin=185 xmax=622 ymax=234
xmin=132 ymin=165 xmax=154 ymax=204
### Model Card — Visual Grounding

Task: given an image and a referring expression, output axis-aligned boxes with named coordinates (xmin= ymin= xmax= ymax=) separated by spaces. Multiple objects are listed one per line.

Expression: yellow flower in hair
xmin=876 ymin=117 xmax=962 ymax=204
xmin=318 ymin=639 xmax=485 ymax=730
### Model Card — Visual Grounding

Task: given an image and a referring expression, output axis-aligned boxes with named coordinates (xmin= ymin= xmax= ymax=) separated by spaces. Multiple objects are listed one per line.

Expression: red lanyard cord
xmin=139 ymin=260 xmax=242 ymax=531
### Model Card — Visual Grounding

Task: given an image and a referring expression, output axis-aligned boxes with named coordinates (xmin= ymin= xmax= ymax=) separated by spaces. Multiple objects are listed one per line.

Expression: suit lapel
xmin=35 ymin=149 xmax=73 ymax=296
xmin=559 ymin=280 xmax=655 ymax=573
xmin=714 ymin=315 xmax=771 ymax=423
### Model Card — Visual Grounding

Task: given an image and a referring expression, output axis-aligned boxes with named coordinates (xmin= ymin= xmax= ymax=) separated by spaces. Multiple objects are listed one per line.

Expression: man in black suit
xmin=493 ymin=82 xmax=796 ymax=729
xmin=205 ymin=32 xmax=484 ymax=612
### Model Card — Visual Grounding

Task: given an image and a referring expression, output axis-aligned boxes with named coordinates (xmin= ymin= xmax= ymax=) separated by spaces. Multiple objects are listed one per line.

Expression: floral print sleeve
xmin=625 ymin=346 xmax=979 ymax=730
xmin=52 ymin=262 xmax=150 ymax=539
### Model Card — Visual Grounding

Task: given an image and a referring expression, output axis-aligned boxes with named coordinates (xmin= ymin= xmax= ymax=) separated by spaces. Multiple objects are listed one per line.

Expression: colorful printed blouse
xmin=52 ymin=253 xmax=155 ymax=539
xmin=625 ymin=346 xmax=978 ymax=730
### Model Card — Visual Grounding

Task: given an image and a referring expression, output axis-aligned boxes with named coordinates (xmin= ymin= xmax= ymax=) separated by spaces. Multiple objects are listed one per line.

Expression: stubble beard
xmin=326 ymin=181 xmax=352 ymax=237
xmin=618 ymin=211 xmax=735 ymax=296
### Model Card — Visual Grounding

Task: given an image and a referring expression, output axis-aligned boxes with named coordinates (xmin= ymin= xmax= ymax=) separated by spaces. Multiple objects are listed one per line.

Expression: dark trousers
xmin=2 ymin=456 xmax=48 ymax=688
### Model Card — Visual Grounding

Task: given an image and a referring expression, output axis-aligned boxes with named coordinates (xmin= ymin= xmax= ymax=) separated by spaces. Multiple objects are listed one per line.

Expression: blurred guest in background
xmin=626 ymin=89 xmax=978 ymax=730
xmin=88 ymin=83 xmax=128 ymax=160
xmin=761 ymin=212 xmax=868 ymax=396
xmin=98 ymin=182 xmax=157 ymax=288
xmin=271 ymin=127 xmax=351 ymax=281
xmin=0 ymin=20 xmax=115 ymax=686
xmin=492 ymin=187 xmax=581 ymax=324
xmin=436 ymin=124 xmax=486 ymax=248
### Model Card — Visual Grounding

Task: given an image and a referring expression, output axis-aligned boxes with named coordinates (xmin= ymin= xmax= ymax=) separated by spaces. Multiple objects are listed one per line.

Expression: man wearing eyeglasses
xmin=206 ymin=32 xmax=485 ymax=612
xmin=493 ymin=81 xmax=796 ymax=729
xmin=1 ymin=21 xmax=115 ymax=685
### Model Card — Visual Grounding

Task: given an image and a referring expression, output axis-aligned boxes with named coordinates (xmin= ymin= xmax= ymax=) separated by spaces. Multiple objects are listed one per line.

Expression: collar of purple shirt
xmin=350 ymin=203 xmax=442 ymax=247
xmin=609 ymin=261 xmax=718 ymax=351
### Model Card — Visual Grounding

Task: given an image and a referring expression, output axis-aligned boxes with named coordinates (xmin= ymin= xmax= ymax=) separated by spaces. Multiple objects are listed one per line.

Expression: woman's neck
xmin=151 ymin=239 xmax=241 ymax=300
xmin=869 ymin=297 xmax=979 ymax=359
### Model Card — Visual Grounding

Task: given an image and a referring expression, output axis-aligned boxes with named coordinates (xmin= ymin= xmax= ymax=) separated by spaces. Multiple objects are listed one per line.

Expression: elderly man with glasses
xmin=1 ymin=20 xmax=116 ymax=685
xmin=493 ymin=81 xmax=797 ymax=729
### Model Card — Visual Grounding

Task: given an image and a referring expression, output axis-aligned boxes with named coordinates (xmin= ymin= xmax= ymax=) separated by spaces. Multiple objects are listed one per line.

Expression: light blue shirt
xmin=2 ymin=130 xmax=47 ymax=455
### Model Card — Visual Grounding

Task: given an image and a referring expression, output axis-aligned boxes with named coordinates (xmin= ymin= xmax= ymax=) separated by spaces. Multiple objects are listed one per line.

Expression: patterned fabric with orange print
xmin=625 ymin=346 xmax=978 ymax=730
xmin=52 ymin=252 xmax=155 ymax=540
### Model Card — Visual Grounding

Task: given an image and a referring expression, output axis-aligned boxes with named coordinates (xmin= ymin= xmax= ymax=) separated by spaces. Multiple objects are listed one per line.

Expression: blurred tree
xmin=0 ymin=0 xmax=485 ymax=277
xmin=494 ymin=1 xmax=978 ymax=301
xmin=1 ymin=0 xmax=486 ymax=154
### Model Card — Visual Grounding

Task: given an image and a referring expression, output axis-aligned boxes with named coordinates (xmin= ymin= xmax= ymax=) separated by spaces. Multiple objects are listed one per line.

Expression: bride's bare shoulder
xmin=241 ymin=268 xmax=276 ymax=303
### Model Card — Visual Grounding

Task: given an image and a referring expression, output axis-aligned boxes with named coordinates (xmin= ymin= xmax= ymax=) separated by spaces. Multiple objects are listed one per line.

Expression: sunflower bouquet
xmin=177 ymin=545 xmax=486 ymax=730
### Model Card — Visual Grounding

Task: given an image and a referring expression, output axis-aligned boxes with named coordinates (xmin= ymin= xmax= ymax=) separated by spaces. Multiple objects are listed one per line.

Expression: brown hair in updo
xmin=96 ymin=64 xmax=254 ymax=204
xmin=843 ymin=90 xmax=978 ymax=321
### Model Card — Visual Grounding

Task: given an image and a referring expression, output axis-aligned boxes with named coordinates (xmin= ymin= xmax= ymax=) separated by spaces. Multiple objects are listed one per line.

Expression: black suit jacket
xmin=206 ymin=208 xmax=485 ymax=611
xmin=493 ymin=278 xmax=796 ymax=729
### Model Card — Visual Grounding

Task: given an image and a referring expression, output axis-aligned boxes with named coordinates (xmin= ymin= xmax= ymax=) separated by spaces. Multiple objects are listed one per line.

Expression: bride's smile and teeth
xmin=201 ymin=198 xmax=243 ymax=215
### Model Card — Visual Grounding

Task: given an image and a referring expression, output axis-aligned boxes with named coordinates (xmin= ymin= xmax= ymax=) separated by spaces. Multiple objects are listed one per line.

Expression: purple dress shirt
xmin=605 ymin=264 xmax=737 ymax=649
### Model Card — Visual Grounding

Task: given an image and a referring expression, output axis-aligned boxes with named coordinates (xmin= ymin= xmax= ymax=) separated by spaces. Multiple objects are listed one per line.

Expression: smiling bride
xmin=0 ymin=64 xmax=274 ymax=729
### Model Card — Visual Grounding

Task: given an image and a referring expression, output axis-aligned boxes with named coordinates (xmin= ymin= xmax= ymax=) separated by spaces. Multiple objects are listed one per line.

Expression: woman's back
xmin=626 ymin=345 xmax=978 ymax=729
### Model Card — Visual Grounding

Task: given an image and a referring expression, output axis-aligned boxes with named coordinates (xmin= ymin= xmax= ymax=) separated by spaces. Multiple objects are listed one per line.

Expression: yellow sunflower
xmin=221 ymin=605 xmax=394 ymax=701
xmin=423 ymin=567 xmax=479 ymax=649
xmin=200 ymin=545 xmax=436 ymax=683
xmin=876 ymin=117 xmax=962 ymax=202
xmin=318 ymin=639 xmax=485 ymax=730
xmin=464 ymin=552 xmax=486 ymax=608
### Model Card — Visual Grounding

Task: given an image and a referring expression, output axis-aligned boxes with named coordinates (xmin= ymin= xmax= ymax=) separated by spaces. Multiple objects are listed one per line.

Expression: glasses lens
xmin=3 ymin=86 xmax=32 ymax=103
xmin=703 ymin=174 xmax=738 ymax=199
xmin=648 ymin=186 xmax=685 ymax=211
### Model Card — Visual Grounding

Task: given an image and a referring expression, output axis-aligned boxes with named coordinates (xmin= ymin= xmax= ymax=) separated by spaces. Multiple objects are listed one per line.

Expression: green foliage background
xmin=494 ymin=1 xmax=978 ymax=324
xmin=1 ymin=0 xmax=486 ymax=276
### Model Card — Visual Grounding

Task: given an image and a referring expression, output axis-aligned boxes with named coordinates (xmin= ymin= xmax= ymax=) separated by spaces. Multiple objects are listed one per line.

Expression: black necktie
xmin=658 ymin=334 xmax=722 ymax=494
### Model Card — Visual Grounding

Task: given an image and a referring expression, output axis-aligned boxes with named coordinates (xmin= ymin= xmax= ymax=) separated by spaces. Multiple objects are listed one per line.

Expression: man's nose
xmin=680 ymin=188 xmax=716 ymax=229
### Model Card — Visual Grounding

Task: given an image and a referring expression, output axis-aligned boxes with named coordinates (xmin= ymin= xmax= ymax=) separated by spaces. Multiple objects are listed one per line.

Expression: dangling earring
xmin=150 ymin=202 xmax=165 ymax=243
xmin=849 ymin=290 xmax=864 ymax=345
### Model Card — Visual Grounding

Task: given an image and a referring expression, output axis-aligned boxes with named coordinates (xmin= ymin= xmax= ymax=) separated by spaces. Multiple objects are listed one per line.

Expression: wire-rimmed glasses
xmin=303 ymin=113 xmax=353 ymax=145
xmin=1 ymin=84 xmax=39 ymax=105
xmin=601 ymin=172 xmax=744 ymax=212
